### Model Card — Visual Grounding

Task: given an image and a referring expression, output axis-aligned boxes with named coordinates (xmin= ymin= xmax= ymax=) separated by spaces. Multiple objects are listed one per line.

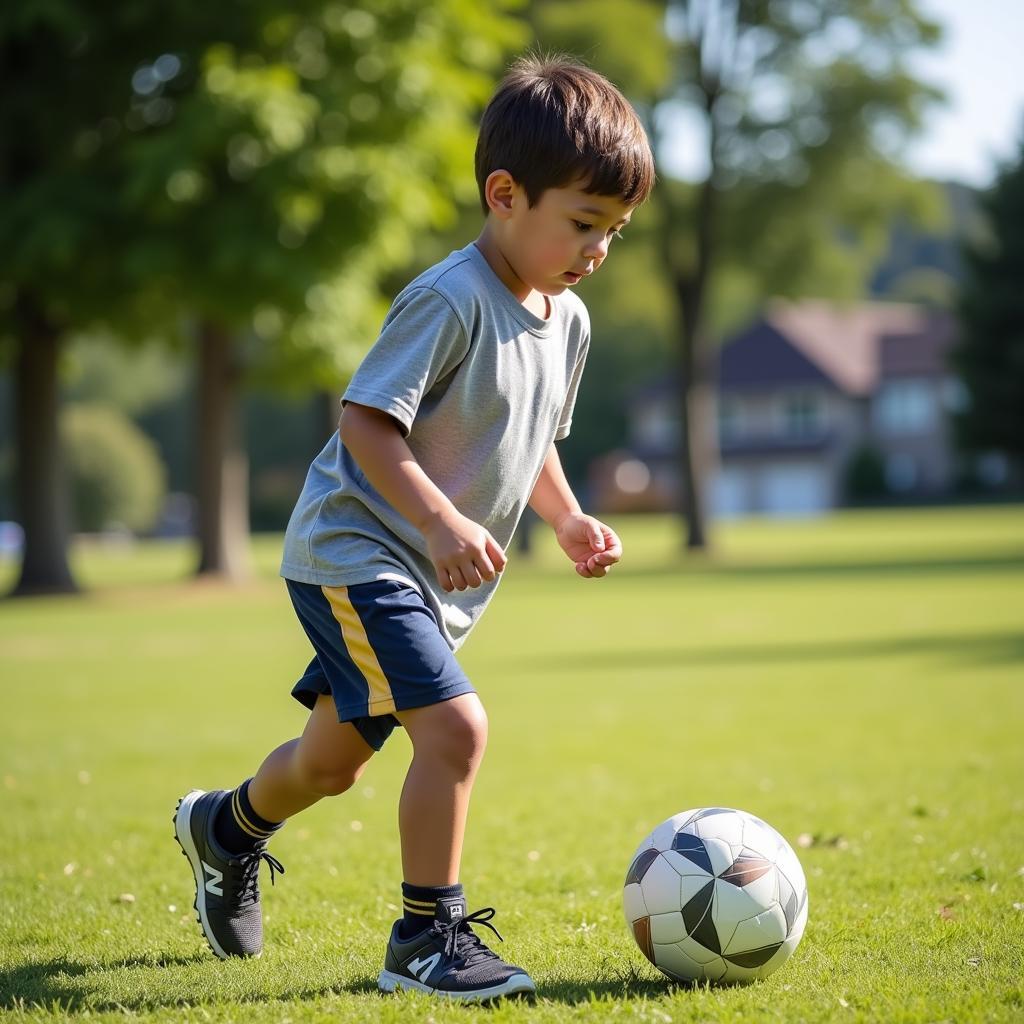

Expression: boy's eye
xmin=573 ymin=220 xmax=626 ymax=240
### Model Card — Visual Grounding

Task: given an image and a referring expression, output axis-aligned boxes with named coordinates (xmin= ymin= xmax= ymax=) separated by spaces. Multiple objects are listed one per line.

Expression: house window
xmin=778 ymin=392 xmax=822 ymax=438
xmin=874 ymin=379 xmax=935 ymax=435
xmin=718 ymin=396 xmax=745 ymax=441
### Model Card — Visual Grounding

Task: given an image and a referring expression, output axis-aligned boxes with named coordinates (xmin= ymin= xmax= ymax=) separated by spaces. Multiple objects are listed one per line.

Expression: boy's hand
xmin=422 ymin=509 xmax=507 ymax=593
xmin=554 ymin=513 xmax=622 ymax=579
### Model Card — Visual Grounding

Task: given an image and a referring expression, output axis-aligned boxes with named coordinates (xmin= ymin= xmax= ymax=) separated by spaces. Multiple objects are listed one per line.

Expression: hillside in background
xmin=869 ymin=181 xmax=980 ymax=303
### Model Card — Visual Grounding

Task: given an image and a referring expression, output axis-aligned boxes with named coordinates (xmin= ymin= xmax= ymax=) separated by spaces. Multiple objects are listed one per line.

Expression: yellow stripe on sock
xmin=403 ymin=896 xmax=438 ymax=910
xmin=403 ymin=901 xmax=436 ymax=916
xmin=232 ymin=788 xmax=273 ymax=840
xmin=321 ymin=585 xmax=397 ymax=716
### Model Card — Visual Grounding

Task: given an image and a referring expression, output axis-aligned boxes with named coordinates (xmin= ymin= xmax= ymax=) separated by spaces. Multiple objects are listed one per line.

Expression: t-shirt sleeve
xmin=555 ymin=336 xmax=590 ymax=440
xmin=342 ymin=286 xmax=470 ymax=435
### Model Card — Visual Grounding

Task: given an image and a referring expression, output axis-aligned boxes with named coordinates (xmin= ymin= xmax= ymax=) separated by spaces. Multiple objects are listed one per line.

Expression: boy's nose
xmin=583 ymin=236 xmax=609 ymax=260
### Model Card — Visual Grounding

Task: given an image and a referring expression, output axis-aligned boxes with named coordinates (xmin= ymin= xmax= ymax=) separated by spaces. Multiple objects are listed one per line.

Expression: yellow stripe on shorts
xmin=321 ymin=585 xmax=397 ymax=716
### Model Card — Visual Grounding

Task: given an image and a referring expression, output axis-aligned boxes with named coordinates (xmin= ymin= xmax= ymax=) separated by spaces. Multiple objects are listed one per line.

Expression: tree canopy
xmin=2 ymin=0 xmax=523 ymax=376
xmin=532 ymin=0 xmax=945 ymax=548
xmin=1 ymin=0 xmax=523 ymax=591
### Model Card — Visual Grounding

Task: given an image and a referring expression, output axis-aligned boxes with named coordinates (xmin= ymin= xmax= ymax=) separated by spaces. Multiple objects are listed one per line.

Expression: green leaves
xmin=2 ymin=0 xmax=522 ymax=380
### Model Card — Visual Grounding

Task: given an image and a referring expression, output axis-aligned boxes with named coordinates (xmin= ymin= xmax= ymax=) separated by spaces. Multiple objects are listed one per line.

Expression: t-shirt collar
xmin=465 ymin=242 xmax=555 ymax=336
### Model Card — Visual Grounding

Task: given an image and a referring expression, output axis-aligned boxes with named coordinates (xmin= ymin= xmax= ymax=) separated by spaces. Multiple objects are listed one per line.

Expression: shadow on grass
xmin=0 ymin=955 xmax=202 ymax=1012
xmin=2 ymin=955 xmax=683 ymax=1013
xmin=512 ymin=628 xmax=1024 ymax=674
xmin=522 ymin=551 xmax=1024 ymax=582
xmin=338 ymin=968 xmax=677 ymax=1004
xmin=0 ymin=954 xmax=353 ymax=1013
xmin=671 ymin=551 xmax=1024 ymax=580
xmin=536 ymin=979 xmax=685 ymax=1003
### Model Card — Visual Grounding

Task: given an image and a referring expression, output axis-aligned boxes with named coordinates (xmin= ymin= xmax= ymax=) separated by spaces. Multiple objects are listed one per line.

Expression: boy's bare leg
xmin=174 ymin=695 xmax=374 ymax=960
xmin=377 ymin=692 xmax=534 ymax=999
xmin=247 ymin=694 xmax=377 ymax=823
xmin=394 ymin=693 xmax=488 ymax=885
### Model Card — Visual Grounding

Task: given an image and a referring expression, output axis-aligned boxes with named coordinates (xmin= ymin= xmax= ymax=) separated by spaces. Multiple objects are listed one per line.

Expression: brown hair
xmin=475 ymin=54 xmax=655 ymax=214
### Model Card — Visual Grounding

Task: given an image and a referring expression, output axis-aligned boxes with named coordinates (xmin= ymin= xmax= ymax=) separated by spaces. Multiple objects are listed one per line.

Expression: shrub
xmin=844 ymin=443 xmax=887 ymax=503
xmin=62 ymin=404 xmax=167 ymax=533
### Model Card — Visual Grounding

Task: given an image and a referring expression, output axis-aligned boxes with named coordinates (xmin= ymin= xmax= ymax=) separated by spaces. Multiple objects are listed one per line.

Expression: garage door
xmin=712 ymin=466 xmax=751 ymax=518
xmin=757 ymin=462 xmax=830 ymax=516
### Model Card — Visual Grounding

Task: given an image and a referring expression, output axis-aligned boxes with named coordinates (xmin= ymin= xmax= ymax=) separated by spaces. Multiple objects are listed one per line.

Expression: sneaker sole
xmin=377 ymin=968 xmax=536 ymax=1002
xmin=173 ymin=789 xmax=244 ymax=961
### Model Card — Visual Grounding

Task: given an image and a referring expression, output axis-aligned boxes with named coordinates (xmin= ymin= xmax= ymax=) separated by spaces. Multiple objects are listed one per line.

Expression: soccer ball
xmin=623 ymin=807 xmax=808 ymax=984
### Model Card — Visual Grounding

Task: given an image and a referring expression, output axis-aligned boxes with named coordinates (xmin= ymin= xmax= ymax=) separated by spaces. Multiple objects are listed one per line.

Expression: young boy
xmin=174 ymin=54 xmax=655 ymax=1002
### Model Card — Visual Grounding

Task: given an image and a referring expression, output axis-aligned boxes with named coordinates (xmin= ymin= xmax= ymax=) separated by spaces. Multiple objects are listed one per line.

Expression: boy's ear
xmin=484 ymin=169 xmax=517 ymax=218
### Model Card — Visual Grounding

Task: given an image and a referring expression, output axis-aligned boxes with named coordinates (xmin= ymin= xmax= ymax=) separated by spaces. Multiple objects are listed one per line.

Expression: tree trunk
xmin=11 ymin=292 xmax=77 ymax=596
xmin=317 ymin=389 xmax=342 ymax=444
xmin=515 ymin=506 xmax=536 ymax=556
xmin=195 ymin=320 xmax=251 ymax=580
xmin=658 ymin=79 xmax=721 ymax=552
xmin=674 ymin=310 xmax=712 ymax=551
xmin=659 ymin=185 xmax=717 ymax=550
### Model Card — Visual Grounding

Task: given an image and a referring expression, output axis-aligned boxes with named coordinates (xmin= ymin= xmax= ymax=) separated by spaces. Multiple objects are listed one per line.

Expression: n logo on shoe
xmin=202 ymin=860 xmax=223 ymax=896
xmin=408 ymin=952 xmax=441 ymax=982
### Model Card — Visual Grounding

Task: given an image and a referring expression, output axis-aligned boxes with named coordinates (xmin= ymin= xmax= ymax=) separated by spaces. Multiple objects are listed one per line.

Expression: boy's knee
xmin=451 ymin=700 xmax=489 ymax=764
xmin=294 ymin=751 xmax=366 ymax=797
xmin=417 ymin=698 xmax=488 ymax=772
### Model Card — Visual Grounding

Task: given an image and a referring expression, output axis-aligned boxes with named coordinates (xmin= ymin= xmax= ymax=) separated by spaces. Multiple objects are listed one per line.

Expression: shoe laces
xmin=234 ymin=848 xmax=285 ymax=907
xmin=438 ymin=907 xmax=504 ymax=967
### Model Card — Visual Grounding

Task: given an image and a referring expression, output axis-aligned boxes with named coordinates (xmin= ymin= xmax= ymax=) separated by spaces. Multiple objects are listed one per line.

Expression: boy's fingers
xmin=486 ymin=535 xmax=507 ymax=572
xmin=437 ymin=569 xmax=454 ymax=593
xmin=602 ymin=528 xmax=623 ymax=557
xmin=474 ymin=553 xmax=496 ymax=582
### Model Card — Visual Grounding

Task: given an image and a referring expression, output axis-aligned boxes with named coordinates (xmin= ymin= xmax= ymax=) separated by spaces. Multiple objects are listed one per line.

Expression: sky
xmin=905 ymin=0 xmax=1024 ymax=186
xmin=660 ymin=0 xmax=1024 ymax=188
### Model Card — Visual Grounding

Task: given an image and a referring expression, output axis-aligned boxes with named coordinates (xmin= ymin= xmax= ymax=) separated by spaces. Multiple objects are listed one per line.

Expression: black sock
xmin=213 ymin=779 xmax=283 ymax=855
xmin=400 ymin=882 xmax=464 ymax=937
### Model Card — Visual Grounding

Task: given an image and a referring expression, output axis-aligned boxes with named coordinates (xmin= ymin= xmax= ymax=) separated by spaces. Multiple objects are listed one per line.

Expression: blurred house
xmin=591 ymin=301 xmax=966 ymax=517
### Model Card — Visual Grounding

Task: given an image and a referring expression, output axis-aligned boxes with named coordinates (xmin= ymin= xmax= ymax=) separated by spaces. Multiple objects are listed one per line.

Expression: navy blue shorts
xmin=286 ymin=578 xmax=475 ymax=750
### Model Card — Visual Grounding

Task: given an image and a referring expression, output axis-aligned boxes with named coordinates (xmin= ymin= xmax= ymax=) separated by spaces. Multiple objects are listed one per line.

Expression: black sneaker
xmin=173 ymin=788 xmax=284 ymax=959
xmin=378 ymin=896 xmax=535 ymax=1002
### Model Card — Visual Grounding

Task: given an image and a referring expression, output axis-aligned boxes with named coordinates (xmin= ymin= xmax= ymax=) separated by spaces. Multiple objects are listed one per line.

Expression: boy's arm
xmin=339 ymin=402 xmax=506 ymax=593
xmin=528 ymin=444 xmax=622 ymax=579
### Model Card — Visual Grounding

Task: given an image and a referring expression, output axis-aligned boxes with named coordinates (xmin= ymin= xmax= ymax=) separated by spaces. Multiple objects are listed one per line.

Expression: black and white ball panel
xmin=623 ymin=807 xmax=808 ymax=984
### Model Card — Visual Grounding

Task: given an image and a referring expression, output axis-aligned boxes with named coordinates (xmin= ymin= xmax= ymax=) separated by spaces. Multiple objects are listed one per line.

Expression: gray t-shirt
xmin=280 ymin=242 xmax=590 ymax=650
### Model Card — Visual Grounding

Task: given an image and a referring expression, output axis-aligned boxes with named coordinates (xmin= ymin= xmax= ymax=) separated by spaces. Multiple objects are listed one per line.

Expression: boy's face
xmin=501 ymin=179 xmax=635 ymax=298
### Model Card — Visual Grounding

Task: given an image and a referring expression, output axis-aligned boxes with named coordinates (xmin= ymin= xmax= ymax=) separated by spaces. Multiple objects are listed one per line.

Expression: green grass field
xmin=2 ymin=506 xmax=1023 ymax=1022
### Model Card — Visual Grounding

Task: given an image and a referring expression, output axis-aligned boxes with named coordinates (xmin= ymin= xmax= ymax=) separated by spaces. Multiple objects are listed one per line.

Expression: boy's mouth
xmin=562 ymin=271 xmax=583 ymax=284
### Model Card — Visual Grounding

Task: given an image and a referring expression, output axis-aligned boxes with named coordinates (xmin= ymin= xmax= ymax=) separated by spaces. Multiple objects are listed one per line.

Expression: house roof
xmin=878 ymin=311 xmax=957 ymax=377
xmin=631 ymin=301 xmax=956 ymax=404
xmin=714 ymin=300 xmax=955 ymax=396
xmin=717 ymin=320 xmax=837 ymax=390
